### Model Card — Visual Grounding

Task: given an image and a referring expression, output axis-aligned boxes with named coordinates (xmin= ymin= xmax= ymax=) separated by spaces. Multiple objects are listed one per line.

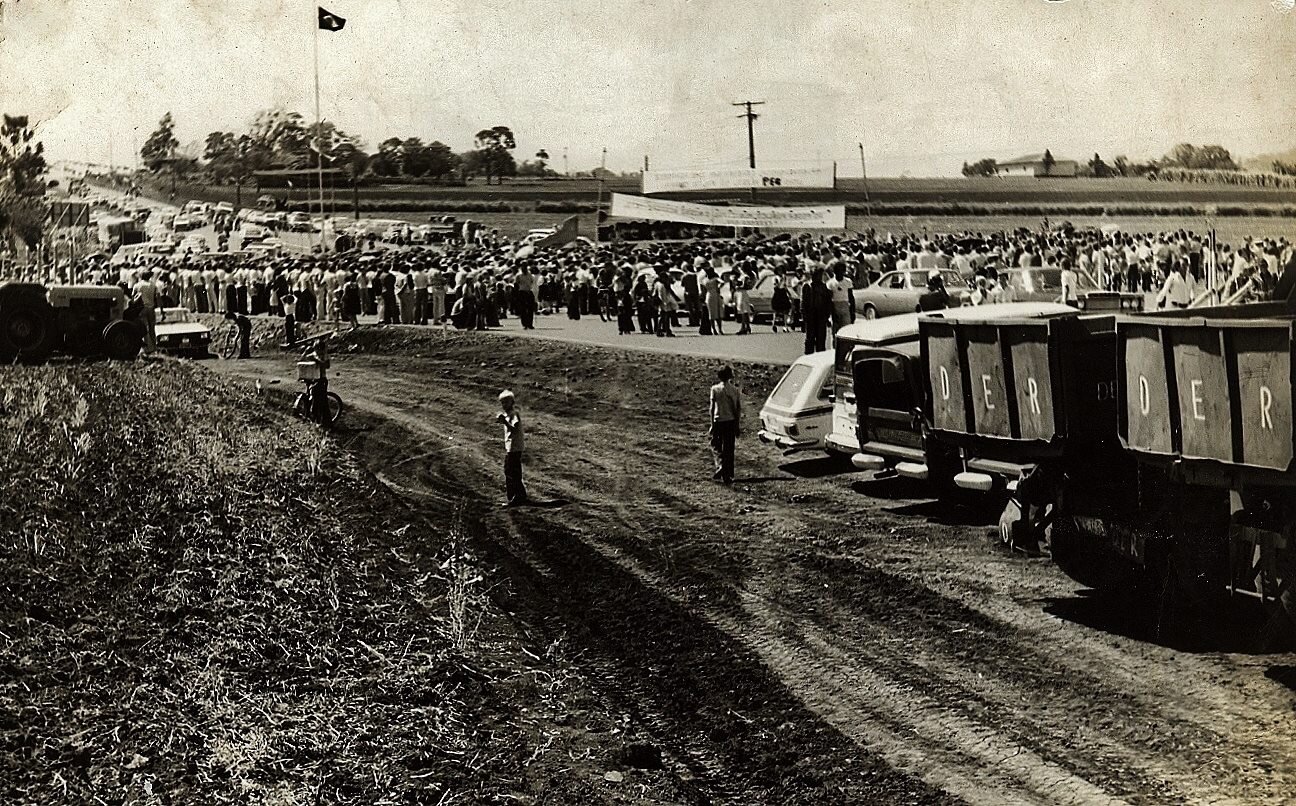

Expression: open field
xmin=138 ymin=174 xmax=1296 ymax=210
xmin=336 ymin=209 xmax=1296 ymax=242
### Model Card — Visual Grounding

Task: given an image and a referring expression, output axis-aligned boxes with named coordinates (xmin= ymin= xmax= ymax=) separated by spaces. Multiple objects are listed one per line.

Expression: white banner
xmin=642 ymin=164 xmax=835 ymax=194
xmin=609 ymin=193 xmax=846 ymax=229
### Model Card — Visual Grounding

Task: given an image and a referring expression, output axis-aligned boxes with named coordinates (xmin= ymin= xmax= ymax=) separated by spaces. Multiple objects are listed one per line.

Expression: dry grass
xmin=0 ymin=361 xmax=582 ymax=804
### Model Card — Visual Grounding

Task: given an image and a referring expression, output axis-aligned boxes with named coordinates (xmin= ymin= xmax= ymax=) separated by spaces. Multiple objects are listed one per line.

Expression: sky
xmin=1 ymin=0 xmax=1293 ymax=177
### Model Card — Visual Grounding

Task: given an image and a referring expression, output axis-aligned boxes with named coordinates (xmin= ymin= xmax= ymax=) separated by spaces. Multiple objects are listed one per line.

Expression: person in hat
xmin=917 ymin=270 xmax=950 ymax=312
xmin=496 ymin=390 xmax=528 ymax=507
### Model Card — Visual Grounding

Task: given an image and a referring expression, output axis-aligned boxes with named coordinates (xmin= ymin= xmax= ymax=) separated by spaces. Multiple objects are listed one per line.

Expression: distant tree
xmin=1088 ymin=153 xmax=1110 ymax=178
xmin=1163 ymin=143 xmax=1237 ymax=171
xmin=1111 ymin=155 xmax=1131 ymax=177
xmin=473 ymin=126 xmax=516 ymax=184
xmin=1041 ymin=149 xmax=1056 ymax=175
xmin=516 ymin=159 xmax=548 ymax=177
xmin=1194 ymin=144 xmax=1237 ymax=171
xmin=0 ymin=114 xmax=49 ymax=250
xmin=1274 ymin=160 xmax=1296 ymax=177
xmin=1 ymin=114 xmax=47 ymax=195
xmin=534 ymin=148 xmax=550 ymax=173
xmin=961 ymin=158 xmax=998 ymax=177
xmin=140 ymin=112 xmax=180 ymax=172
xmin=371 ymin=138 xmax=404 ymax=177
xmin=248 ymin=108 xmax=312 ymax=168
xmin=423 ymin=141 xmax=459 ymax=180
xmin=402 ymin=137 xmax=431 ymax=177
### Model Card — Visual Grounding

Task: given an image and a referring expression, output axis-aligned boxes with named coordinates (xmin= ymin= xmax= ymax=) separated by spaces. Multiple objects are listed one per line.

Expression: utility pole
xmin=858 ymin=142 xmax=871 ymax=203
xmin=594 ymin=147 xmax=607 ymax=244
xmin=732 ymin=100 xmax=765 ymax=169
xmin=563 ymin=147 xmax=569 ymax=177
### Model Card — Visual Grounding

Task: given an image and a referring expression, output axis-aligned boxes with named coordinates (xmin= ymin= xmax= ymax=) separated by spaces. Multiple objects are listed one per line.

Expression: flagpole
xmin=313 ymin=11 xmax=325 ymax=251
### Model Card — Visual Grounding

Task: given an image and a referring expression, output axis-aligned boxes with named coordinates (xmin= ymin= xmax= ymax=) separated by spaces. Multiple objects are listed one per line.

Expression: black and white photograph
xmin=2 ymin=0 xmax=1296 ymax=802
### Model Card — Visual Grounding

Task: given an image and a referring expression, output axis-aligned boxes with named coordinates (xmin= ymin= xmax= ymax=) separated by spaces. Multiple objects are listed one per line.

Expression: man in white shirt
xmin=825 ymin=263 xmax=855 ymax=335
xmin=412 ymin=265 xmax=429 ymax=325
xmin=496 ymin=390 xmax=528 ymax=506
xmin=1156 ymin=262 xmax=1192 ymax=309
xmin=132 ymin=270 xmax=159 ymax=355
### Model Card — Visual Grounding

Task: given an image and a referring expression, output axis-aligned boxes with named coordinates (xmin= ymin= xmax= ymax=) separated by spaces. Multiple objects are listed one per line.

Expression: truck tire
xmin=0 ymin=300 xmax=56 ymax=365
xmin=103 ymin=320 xmax=142 ymax=361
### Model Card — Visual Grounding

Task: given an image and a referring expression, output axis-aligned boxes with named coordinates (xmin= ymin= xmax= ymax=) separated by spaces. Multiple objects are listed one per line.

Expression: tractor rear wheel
xmin=0 ymin=300 xmax=56 ymax=365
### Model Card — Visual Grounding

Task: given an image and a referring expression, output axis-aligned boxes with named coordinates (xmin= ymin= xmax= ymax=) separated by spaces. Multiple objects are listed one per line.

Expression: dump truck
xmin=916 ymin=305 xmax=1131 ymax=552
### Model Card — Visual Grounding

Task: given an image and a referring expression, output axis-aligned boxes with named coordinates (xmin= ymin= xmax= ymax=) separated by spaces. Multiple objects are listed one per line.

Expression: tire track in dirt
xmin=486 ymin=412 xmax=1286 ymax=805
xmin=215 ymin=352 xmax=1296 ymax=805
xmin=362 ymin=409 xmax=1139 ymax=804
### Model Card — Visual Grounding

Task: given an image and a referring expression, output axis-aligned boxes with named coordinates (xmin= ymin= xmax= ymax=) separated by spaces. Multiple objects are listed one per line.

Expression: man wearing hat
xmin=496 ymin=389 xmax=528 ymax=506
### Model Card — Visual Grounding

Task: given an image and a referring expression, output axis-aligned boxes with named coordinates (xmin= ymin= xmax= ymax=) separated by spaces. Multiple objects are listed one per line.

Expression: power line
xmin=731 ymin=100 xmax=765 ymax=169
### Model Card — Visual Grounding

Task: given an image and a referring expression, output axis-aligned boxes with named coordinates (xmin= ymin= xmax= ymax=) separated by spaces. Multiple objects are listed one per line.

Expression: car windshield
xmin=769 ymin=364 xmax=814 ymax=408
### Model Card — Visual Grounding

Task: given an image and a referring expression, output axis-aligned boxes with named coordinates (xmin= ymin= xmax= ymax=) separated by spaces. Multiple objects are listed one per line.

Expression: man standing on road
xmin=132 ymin=270 xmax=159 ymax=355
xmin=801 ymin=268 xmax=833 ymax=355
xmin=709 ymin=365 xmax=742 ymax=485
xmin=497 ymin=390 xmax=528 ymax=507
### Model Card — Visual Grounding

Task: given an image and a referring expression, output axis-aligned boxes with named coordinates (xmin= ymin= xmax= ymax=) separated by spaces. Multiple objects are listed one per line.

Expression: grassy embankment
xmin=0 ymin=361 xmax=673 ymax=805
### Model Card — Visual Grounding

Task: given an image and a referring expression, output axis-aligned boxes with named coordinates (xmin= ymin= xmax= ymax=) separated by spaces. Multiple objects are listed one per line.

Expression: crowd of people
xmin=9 ymin=219 xmax=1295 ymax=355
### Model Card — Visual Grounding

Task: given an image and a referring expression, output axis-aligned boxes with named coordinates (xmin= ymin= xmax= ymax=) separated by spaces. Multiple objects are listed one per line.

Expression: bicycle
xmin=219 ymin=321 xmax=240 ymax=359
xmin=292 ymin=378 xmax=343 ymax=426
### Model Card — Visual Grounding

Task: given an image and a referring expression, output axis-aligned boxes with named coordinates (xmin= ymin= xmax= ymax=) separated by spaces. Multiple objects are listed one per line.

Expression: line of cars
xmin=760 ymin=295 xmax=1296 ymax=640
xmin=744 ymin=266 xmax=1113 ymax=321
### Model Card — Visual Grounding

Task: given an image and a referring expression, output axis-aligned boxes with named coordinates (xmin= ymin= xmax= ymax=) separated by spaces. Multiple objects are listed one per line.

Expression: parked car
xmin=994 ymin=267 xmax=1095 ymax=304
xmin=238 ymin=224 xmax=269 ymax=243
xmin=853 ymin=269 xmax=968 ymax=319
xmin=153 ymin=308 xmax=212 ymax=357
xmin=288 ymin=212 xmax=315 ymax=232
xmin=521 ymin=228 xmax=557 ymax=245
xmin=759 ymin=350 xmax=836 ymax=452
xmin=382 ymin=222 xmax=413 ymax=243
xmin=177 ymin=235 xmax=210 ymax=255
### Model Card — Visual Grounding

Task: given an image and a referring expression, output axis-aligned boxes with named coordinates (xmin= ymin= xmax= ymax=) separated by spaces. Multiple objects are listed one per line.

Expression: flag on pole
xmin=318 ymin=6 xmax=346 ymax=31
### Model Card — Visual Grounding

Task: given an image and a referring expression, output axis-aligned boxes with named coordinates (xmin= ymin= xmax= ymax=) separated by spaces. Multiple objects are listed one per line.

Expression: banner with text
xmin=609 ymin=193 xmax=846 ymax=229
xmin=642 ymin=164 xmax=835 ymax=194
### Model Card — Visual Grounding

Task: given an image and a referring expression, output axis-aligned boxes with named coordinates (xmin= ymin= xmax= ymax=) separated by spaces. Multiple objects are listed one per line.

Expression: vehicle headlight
xmin=786 ymin=423 xmax=799 ymax=436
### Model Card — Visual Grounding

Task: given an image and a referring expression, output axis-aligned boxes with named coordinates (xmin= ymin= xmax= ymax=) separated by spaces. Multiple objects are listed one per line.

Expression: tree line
xmin=137 ymin=109 xmax=578 ymax=192
xmin=962 ymin=143 xmax=1242 ymax=179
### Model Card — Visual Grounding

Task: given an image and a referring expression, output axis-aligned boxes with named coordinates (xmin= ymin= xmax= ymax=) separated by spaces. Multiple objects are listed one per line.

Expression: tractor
xmin=0 ymin=282 xmax=144 ymax=365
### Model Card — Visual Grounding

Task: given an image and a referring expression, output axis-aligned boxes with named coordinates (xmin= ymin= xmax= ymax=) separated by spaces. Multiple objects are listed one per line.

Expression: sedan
xmin=854 ymin=269 xmax=968 ymax=319
xmin=994 ymin=267 xmax=1095 ymax=304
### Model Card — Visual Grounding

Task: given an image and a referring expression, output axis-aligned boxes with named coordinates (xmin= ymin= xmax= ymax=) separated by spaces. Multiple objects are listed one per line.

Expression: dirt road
xmin=218 ymin=327 xmax=1296 ymax=805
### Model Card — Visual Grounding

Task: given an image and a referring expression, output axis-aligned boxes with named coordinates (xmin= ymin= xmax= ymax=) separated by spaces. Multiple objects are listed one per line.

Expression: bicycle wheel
xmin=325 ymin=392 xmax=343 ymax=424
xmin=220 ymin=323 xmax=240 ymax=359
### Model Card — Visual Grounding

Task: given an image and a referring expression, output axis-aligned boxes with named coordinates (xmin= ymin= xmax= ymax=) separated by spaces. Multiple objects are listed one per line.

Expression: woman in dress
xmin=703 ymin=268 xmax=724 ymax=335
xmin=733 ymin=274 xmax=753 ymax=335
xmin=341 ymin=273 xmax=362 ymax=330
xmin=771 ymin=275 xmax=791 ymax=333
